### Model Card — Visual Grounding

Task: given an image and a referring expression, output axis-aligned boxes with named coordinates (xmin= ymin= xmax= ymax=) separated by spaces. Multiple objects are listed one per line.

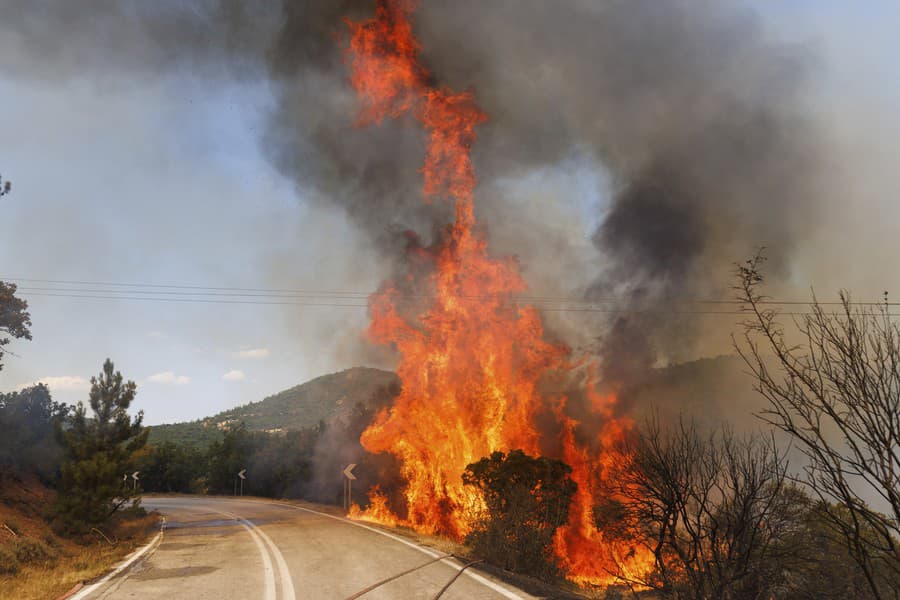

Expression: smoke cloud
xmin=267 ymin=0 xmax=828 ymax=389
xmin=413 ymin=0 xmax=826 ymax=384
xmin=1 ymin=0 xmax=833 ymax=391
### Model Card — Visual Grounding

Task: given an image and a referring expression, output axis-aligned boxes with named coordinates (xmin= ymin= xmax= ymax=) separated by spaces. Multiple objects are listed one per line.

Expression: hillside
xmin=148 ymin=358 xmax=762 ymax=448
xmin=622 ymin=355 xmax=763 ymax=424
xmin=148 ymin=367 xmax=399 ymax=447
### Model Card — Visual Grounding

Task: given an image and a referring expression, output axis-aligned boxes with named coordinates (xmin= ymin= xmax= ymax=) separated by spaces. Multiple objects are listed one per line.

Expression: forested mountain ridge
xmin=148 ymin=367 xmax=398 ymax=447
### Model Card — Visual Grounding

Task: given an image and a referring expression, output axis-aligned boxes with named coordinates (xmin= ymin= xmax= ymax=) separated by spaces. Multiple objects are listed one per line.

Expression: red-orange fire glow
xmin=349 ymin=486 xmax=400 ymax=528
xmin=552 ymin=390 xmax=654 ymax=586
xmin=344 ymin=0 xmax=653 ymax=587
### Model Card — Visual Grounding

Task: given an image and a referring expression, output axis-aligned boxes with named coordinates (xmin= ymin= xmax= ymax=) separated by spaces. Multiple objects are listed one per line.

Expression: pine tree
xmin=0 ymin=175 xmax=30 ymax=371
xmin=0 ymin=281 xmax=31 ymax=371
xmin=55 ymin=359 xmax=147 ymax=533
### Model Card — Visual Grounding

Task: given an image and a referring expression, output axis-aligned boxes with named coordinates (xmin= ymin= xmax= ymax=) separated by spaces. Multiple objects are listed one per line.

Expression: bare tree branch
xmin=733 ymin=249 xmax=900 ymax=599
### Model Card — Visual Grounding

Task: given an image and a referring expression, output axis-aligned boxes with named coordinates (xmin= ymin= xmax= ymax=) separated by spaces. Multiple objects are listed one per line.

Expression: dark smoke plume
xmin=2 ymin=0 xmax=827 ymax=388
xmin=270 ymin=0 xmax=825 ymax=387
xmin=413 ymin=0 xmax=824 ymax=385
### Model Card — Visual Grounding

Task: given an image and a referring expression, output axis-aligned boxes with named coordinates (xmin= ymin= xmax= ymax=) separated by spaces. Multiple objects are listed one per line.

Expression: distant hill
xmin=148 ymin=357 xmax=765 ymax=448
xmin=621 ymin=354 xmax=767 ymax=431
xmin=148 ymin=367 xmax=399 ymax=447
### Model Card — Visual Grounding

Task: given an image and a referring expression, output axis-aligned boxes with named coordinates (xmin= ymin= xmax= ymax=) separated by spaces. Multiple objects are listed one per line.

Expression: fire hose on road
xmin=343 ymin=553 xmax=483 ymax=600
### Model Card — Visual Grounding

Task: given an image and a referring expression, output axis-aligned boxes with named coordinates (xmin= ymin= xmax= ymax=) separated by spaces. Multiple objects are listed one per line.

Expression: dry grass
xmin=0 ymin=513 xmax=159 ymax=600
xmin=0 ymin=473 xmax=159 ymax=600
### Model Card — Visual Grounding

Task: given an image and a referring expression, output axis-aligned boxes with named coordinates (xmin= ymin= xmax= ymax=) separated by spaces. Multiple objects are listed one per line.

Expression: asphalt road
xmin=82 ymin=496 xmax=536 ymax=600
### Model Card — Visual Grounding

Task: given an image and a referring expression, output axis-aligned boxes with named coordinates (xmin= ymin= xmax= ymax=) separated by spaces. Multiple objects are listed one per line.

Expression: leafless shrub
xmin=605 ymin=415 xmax=793 ymax=599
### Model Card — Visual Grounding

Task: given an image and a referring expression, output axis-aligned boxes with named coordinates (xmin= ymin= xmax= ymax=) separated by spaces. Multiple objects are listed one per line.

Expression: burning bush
xmin=462 ymin=450 xmax=576 ymax=580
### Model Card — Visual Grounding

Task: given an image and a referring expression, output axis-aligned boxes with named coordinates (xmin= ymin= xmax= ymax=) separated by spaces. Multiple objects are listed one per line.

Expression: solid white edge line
xmin=69 ymin=517 xmax=166 ymax=600
xmin=144 ymin=496 xmax=526 ymax=600
xmin=256 ymin=527 xmax=297 ymax=600
xmin=231 ymin=511 xmax=297 ymax=600
xmin=216 ymin=510 xmax=277 ymax=600
xmin=258 ymin=499 xmax=525 ymax=600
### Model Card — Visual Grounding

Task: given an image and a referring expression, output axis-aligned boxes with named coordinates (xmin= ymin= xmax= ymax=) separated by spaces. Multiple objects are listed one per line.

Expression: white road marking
xmin=257 ymin=499 xmax=526 ymax=600
xmin=214 ymin=510 xmax=276 ymax=600
xmin=145 ymin=496 xmax=527 ymax=600
xmin=69 ymin=518 xmax=166 ymax=600
xmin=248 ymin=517 xmax=297 ymax=600
xmin=214 ymin=509 xmax=296 ymax=600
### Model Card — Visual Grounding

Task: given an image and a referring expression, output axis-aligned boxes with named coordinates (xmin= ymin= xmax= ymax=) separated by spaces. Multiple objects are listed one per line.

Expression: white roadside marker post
xmin=342 ymin=463 xmax=357 ymax=511
xmin=238 ymin=469 xmax=247 ymax=497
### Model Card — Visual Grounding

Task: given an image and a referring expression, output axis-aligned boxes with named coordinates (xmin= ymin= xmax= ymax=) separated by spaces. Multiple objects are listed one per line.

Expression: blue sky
xmin=1 ymin=3 xmax=899 ymax=425
xmin=0 ymin=72 xmax=386 ymax=423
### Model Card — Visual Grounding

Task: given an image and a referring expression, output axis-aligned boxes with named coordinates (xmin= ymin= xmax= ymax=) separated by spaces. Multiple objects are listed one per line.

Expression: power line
xmin=16 ymin=286 xmax=370 ymax=299
xmin=4 ymin=276 xmax=895 ymax=307
xmin=6 ymin=277 xmax=369 ymax=297
xmin=20 ymin=292 xmax=367 ymax=307
xmin=7 ymin=277 xmax=639 ymax=303
xmin=18 ymin=291 xmax=900 ymax=317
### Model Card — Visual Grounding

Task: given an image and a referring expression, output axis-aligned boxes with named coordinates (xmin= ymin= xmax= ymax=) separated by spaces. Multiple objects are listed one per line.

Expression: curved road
xmin=81 ymin=496 xmax=535 ymax=600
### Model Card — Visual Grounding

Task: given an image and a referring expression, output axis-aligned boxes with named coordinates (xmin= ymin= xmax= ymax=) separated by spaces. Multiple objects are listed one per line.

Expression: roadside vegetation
xmin=736 ymin=251 xmax=900 ymax=599
xmin=0 ymin=375 xmax=156 ymax=599
xmin=600 ymin=418 xmax=886 ymax=599
xmin=135 ymin=393 xmax=401 ymax=504
xmin=463 ymin=450 xmax=576 ymax=580
xmin=0 ymin=284 xmax=157 ymax=598
xmin=457 ymin=255 xmax=899 ymax=598
xmin=0 ymin=471 xmax=157 ymax=600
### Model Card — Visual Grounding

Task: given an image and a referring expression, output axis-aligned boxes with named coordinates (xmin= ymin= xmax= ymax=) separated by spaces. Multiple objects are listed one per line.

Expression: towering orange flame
xmin=345 ymin=0 xmax=653 ymax=586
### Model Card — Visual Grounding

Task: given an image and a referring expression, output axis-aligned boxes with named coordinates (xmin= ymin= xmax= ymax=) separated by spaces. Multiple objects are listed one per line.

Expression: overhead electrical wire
xmin=4 ymin=277 xmax=898 ymax=316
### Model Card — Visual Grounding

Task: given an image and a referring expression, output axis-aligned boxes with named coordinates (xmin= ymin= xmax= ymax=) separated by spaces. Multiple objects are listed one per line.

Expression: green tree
xmin=205 ymin=423 xmax=258 ymax=495
xmin=135 ymin=441 xmax=206 ymax=494
xmin=0 ymin=281 xmax=31 ymax=371
xmin=0 ymin=172 xmax=28 ymax=370
xmin=462 ymin=449 xmax=576 ymax=579
xmin=0 ymin=384 xmax=68 ymax=481
xmin=54 ymin=359 xmax=147 ymax=533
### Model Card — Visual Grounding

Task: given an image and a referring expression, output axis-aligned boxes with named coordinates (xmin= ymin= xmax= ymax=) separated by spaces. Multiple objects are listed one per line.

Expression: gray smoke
xmin=1 ymin=0 xmax=829 ymax=389
xmin=412 ymin=0 xmax=825 ymax=385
